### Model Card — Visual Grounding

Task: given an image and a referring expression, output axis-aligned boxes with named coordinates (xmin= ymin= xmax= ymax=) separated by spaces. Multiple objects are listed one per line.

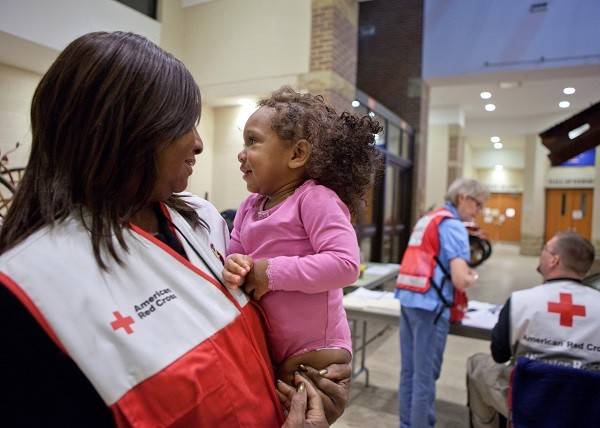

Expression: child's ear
xmin=288 ymin=139 xmax=311 ymax=169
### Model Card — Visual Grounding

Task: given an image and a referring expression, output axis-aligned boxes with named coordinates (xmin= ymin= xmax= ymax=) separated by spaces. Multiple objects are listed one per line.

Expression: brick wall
xmin=356 ymin=0 xmax=425 ymax=131
xmin=302 ymin=0 xmax=358 ymax=112
xmin=310 ymin=0 xmax=357 ymax=85
xmin=356 ymin=0 xmax=427 ymax=217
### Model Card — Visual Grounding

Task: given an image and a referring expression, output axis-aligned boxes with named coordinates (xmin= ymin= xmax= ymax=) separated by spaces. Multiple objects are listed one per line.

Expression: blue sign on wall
xmin=560 ymin=148 xmax=596 ymax=167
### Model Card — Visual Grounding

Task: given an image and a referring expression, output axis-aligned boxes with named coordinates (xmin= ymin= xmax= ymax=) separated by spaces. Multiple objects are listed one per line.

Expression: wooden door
xmin=476 ymin=193 xmax=522 ymax=242
xmin=545 ymin=189 xmax=593 ymax=240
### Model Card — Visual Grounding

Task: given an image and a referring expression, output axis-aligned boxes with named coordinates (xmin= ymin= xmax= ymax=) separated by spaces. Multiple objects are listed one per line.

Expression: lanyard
xmin=169 ymin=221 xmax=226 ymax=288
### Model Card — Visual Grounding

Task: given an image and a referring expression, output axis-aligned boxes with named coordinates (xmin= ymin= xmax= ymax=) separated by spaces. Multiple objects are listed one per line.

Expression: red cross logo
xmin=547 ymin=293 xmax=586 ymax=327
xmin=110 ymin=311 xmax=135 ymax=335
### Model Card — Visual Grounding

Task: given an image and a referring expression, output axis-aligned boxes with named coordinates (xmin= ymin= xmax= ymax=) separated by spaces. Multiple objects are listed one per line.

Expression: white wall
xmin=472 ymin=148 xmax=525 ymax=169
xmin=424 ymin=0 xmax=600 ymax=81
xmin=158 ymin=0 xmax=185 ymax=60
xmin=463 ymin=141 xmax=475 ymax=178
xmin=0 ymin=64 xmax=40 ymax=167
xmin=425 ymin=124 xmax=449 ymax=209
xmin=187 ymin=106 xmax=215 ymax=200
xmin=545 ymin=166 xmax=595 ymax=188
xmin=0 ymin=0 xmax=160 ymax=74
xmin=182 ymin=0 xmax=311 ymax=105
xmin=209 ymin=105 xmax=255 ymax=211
xmin=476 ymin=168 xmax=524 ymax=193
xmin=0 ymin=0 xmax=160 ymax=50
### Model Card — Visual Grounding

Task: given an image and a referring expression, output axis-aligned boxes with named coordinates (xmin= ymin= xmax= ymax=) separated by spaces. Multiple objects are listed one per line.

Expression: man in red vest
xmin=396 ymin=178 xmax=487 ymax=428
xmin=467 ymin=231 xmax=598 ymax=428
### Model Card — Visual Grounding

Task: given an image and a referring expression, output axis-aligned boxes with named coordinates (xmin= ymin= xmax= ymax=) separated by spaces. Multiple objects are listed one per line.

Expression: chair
xmin=510 ymin=357 xmax=600 ymax=428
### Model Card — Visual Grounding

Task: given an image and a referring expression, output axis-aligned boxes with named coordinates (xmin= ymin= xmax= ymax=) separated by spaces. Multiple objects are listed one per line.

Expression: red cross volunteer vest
xmin=396 ymin=208 xmax=468 ymax=322
xmin=0 ymin=196 xmax=283 ymax=427
xmin=511 ymin=280 xmax=600 ymax=370
xmin=396 ymin=208 xmax=453 ymax=293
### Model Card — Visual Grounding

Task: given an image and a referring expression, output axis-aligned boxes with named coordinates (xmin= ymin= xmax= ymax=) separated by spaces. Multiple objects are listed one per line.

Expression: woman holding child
xmin=0 ymin=31 xmax=380 ymax=427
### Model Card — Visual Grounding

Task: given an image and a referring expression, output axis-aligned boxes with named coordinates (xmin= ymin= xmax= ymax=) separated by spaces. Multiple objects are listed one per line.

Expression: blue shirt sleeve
xmin=438 ymin=218 xmax=470 ymax=262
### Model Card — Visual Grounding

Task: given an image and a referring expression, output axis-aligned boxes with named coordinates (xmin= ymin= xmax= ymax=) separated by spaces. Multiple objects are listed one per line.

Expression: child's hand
xmin=223 ymin=254 xmax=253 ymax=289
xmin=244 ymin=259 xmax=270 ymax=301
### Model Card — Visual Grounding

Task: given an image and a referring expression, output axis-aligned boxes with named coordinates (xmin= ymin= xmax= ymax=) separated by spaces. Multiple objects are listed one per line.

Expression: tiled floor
xmin=333 ymin=244 xmax=540 ymax=427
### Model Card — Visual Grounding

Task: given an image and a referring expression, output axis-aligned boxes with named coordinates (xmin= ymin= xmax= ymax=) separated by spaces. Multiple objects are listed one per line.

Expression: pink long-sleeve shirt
xmin=228 ymin=180 xmax=359 ymax=364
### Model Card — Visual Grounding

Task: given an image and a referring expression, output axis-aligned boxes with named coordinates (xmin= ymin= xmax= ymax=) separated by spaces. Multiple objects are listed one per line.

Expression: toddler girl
xmin=223 ymin=86 xmax=381 ymax=383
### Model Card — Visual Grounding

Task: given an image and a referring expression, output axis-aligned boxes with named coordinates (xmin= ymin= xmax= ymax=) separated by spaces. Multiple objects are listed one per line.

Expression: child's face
xmin=238 ymin=107 xmax=296 ymax=196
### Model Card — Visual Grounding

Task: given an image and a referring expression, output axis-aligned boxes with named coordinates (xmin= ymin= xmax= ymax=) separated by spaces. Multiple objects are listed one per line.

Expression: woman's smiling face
xmin=152 ymin=128 xmax=203 ymax=201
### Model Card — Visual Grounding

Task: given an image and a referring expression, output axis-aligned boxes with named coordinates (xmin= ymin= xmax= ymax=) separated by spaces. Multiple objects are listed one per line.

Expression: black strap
xmin=431 ymin=255 xmax=452 ymax=324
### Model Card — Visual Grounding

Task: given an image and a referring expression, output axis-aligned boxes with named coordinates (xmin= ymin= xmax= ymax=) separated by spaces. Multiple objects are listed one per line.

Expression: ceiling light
xmin=493 ymin=142 xmax=503 ymax=150
xmin=480 ymin=91 xmax=492 ymax=99
xmin=568 ymin=123 xmax=590 ymax=140
xmin=499 ymin=81 xmax=521 ymax=89
xmin=563 ymin=87 xmax=575 ymax=95
xmin=368 ymin=111 xmax=375 ymax=117
xmin=485 ymin=103 xmax=496 ymax=112
xmin=559 ymin=100 xmax=570 ymax=109
xmin=490 ymin=136 xmax=501 ymax=143
xmin=494 ymin=165 xmax=504 ymax=171
xmin=352 ymin=100 xmax=360 ymax=108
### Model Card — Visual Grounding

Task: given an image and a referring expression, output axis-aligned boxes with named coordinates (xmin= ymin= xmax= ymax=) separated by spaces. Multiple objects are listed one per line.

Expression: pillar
xmin=520 ymin=135 xmax=548 ymax=255
xmin=447 ymin=124 xmax=465 ymax=186
xmin=299 ymin=0 xmax=359 ymax=113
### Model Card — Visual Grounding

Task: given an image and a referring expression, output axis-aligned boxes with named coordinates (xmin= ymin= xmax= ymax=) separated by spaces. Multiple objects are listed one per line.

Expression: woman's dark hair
xmin=258 ymin=86 xmax=383 ymax=215
xmin=0 ymin=31 xmax=202 ymax=268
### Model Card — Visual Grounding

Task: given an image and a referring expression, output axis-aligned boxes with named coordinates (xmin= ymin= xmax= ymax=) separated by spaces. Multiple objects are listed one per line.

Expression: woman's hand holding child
xmin=242 ymin=259 xmax=270 ymax=301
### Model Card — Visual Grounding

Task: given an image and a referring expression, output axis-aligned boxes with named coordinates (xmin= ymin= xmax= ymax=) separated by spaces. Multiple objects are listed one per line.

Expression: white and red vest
xmin=396 ymin=208 xmax=468 ymax=322
xmin=396 ymin=208 xmax=454 ymax=293
xmin=511 ymin=280 xmax=600 ymax=370
xmin=0 ymin=197 xmax=283 ymax=427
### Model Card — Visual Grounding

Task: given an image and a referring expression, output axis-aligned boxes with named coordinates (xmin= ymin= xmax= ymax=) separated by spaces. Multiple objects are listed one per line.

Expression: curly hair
xmin=258 ymin=86 xmax=383 ymax=215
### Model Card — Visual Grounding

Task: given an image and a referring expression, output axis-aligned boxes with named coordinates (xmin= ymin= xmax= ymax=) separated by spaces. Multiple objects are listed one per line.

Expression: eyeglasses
xmin=467 ymin=195 xmax=484 ymax=210
xmin=541 ymin=244 xmax=557 ymax=256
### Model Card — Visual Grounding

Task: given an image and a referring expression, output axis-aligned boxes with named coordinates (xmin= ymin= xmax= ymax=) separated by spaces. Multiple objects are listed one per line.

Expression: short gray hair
xmin=445 ymin=178 xmax=489 ymax=205
xmin=554 ymin=231 xmax=595 ymax=276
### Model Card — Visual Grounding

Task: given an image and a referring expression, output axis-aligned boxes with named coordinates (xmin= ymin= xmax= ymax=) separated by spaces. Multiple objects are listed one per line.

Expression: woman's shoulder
xmin=0 ymin=218 xmax=81 ymax=267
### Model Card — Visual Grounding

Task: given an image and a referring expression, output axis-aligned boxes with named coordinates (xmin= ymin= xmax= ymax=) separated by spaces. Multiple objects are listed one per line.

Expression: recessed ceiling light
xmin=563 ymin=87 xmax=576 ymax=95
xmin=490 ymin=136 xmax=501 ymax=143
xmin=494 ymin=164 xmax=504 ymax=171
xmin=559 ymin=100 xmax=570 ymax=109
xmin=480 ymin=91 xmax=492 ymax=99
xmin=493 ymin=142 xmax=503 ymax=150
xmin=352 ymin=100 xmax=360 ymax=107
xmin=499 ymin=81 xmax=520 ymax=89
xmin=485 ymin=103 xmax=496 ymax=112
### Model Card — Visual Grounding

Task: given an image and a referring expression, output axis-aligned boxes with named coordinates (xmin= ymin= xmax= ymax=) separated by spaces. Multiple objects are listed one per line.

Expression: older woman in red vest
xmin=396 ymin=178 xmax=488 ymax=428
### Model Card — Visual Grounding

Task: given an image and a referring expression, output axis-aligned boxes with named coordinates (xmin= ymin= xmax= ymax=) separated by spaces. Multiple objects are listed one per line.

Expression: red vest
xmin=0 ymin=198 xmax=284 ymax=427
xmin=396 ymin=208 xmax=468 ymax=322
